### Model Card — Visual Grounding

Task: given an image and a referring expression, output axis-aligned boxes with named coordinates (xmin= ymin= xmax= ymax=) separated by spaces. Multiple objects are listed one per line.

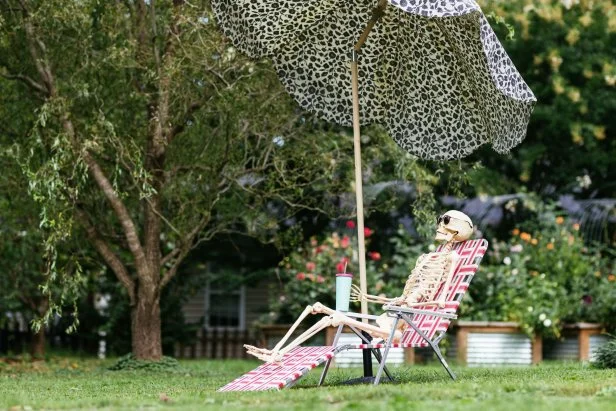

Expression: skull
xmin=435 ymin=210 xmax=474 ymax=243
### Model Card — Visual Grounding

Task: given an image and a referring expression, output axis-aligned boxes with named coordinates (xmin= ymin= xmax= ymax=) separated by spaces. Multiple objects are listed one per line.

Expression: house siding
xmin=180 ymin=280 xmax=272 ymax=328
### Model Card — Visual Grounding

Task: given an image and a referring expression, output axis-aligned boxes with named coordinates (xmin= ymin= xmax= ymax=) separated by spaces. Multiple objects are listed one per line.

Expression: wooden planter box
xmin=450 ymin=321 xmax=542 ymax=366
xmin=253 ymin=322 xmax=608 ymax=366
xmin=543 ymin=323 xmax=608 ymax=362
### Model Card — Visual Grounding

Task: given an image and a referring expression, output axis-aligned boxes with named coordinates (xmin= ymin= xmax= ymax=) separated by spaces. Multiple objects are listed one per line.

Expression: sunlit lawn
xmin=1 ymin=356 xmax=615 ymax=410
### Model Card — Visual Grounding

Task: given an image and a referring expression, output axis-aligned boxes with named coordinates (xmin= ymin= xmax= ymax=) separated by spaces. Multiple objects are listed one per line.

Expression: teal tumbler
xmin=335 ymin=273 xmax=353 ymax=312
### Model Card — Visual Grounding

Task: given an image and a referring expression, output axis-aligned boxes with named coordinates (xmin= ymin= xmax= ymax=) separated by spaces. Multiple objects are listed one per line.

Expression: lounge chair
xmin=218 ymin=238 xmax=488 ymax=392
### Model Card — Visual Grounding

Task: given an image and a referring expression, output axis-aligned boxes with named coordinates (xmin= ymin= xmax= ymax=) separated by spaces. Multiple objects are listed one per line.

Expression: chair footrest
xmin=218 ymin=346 xmax=342 ymax=392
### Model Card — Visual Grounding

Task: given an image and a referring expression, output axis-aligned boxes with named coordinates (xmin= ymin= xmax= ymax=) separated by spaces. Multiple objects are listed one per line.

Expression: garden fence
xmin=175 ymin=328 xmax=256 ymax=359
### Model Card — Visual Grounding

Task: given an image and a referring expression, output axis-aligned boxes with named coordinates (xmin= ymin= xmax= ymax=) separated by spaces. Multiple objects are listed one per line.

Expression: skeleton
xmin=245 ymin=210 xmax=474 ymax=363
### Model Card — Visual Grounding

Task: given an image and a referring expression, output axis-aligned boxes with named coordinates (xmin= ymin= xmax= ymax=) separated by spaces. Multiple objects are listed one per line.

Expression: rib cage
xmin=402 ymin=249 xmax=452 ymax=304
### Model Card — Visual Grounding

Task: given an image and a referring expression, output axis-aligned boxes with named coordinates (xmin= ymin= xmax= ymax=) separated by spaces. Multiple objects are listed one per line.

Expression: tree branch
xmin=169 ymin=100 xmax=202 ymax=142
xmin=0 ymin=71 xmax=48 ymax=95
xmin=76 ymin=208 xmax=136 ymax=305
xmin=159 ymin=212 xmax=210 ymax=289
xmin=18 ymin=1 xmax=54 ymax=96
xmin=81 ymin=149 xmax=149 ymax=275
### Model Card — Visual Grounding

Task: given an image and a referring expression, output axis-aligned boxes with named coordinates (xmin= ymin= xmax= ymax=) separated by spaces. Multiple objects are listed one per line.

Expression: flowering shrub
xmin=462 ymin=215 xmax=615 ymax=338
xmin=267 ymin=222 xmax=386 ymax=324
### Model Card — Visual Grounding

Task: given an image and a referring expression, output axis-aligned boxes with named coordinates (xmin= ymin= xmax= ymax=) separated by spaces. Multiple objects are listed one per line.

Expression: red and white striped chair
xmin=321 ymin=238 xmax=489 ymax=385
xmin=219 ymin=238 xmax=487 ymax=391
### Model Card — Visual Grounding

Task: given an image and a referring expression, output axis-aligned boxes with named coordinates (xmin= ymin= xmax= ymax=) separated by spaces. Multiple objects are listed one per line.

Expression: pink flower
xmin=364 ymin=227 xmax=373 ymax=238
xmin=368 ymin=251 xmax=381 ymax=261
xmin=306 ymin=262 xmax=316 ymax=272
xmin=336 ymin=262 xmax=346 ymax=273
xmin=296 ymin=272 xmax=306 ymax=281
xmin=346 ymin=220 xmax=356 ymax=229
xmin=316 ymin=275 xmax=325 ymax=283
xmin=341 ymin=236 xmax=350 ymax=248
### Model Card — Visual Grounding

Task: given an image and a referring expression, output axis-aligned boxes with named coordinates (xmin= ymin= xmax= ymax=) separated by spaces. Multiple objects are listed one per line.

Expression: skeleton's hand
xmin=349 ymin=284 xmax=365 ymax=302
xmin=388 ymin=296 xmax=405 ymax=307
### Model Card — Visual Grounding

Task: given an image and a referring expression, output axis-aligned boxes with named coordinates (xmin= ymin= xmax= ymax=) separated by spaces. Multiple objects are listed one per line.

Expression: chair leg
xmin=374 ymin=316 xmax=400 ymax=385
xmin=319 ymin=324 xmax=343 ymax=386
xmin=400 ymin=313 xmax=456 ymax=381
xmin=432 ymin=344 xmax=456 ymax=381
xmin=372 ymin=349 xmax=394 ymax=382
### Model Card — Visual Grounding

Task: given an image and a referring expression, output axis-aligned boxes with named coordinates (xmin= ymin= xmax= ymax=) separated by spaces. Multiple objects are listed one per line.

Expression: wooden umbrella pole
xmin=350 ymin=58 xmax=369 ymax=318
xmin=351 ymin=0 xmax=388 ymax=319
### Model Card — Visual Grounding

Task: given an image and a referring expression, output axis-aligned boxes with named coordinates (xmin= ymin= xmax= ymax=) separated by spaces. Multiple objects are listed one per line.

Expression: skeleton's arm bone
xmin=350 ymin=284 xmax=395 ymax=304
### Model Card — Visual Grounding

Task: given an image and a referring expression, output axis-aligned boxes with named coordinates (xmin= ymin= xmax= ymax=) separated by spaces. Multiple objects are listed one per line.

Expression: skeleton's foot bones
xmin=244 ymin=345 xmax=284 ymax=363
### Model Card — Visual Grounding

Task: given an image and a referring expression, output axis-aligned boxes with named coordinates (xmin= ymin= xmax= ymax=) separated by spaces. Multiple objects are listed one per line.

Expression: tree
xmin=0 ymin=0 xmax=439 ymax=360
xmin=470 ymin=0 xmax=615 ymax=198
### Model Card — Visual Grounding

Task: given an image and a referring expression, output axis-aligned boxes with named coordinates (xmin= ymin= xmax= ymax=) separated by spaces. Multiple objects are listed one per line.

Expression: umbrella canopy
xmin=211 ymin=0 xmax=536 ymax=320
xmin=212 ymin=0 xmax=536 ymax=160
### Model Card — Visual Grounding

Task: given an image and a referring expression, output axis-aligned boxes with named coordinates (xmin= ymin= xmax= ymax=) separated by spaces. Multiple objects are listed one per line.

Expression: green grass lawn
xmin=1 ymin=357 xmax=615 ymax=410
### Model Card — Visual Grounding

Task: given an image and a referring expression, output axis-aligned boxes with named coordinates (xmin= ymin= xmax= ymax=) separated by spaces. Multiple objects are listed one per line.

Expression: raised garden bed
xmin=543 ymin=323 xmax=609 ymax=362
xmin=449 ymin=321 xmax=542 ymax=366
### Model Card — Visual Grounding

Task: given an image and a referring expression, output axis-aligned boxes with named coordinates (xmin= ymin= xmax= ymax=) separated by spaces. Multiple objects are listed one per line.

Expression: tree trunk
xmin=131 ymin=280 xmax=162 ymax=360
xmin=30 ymin=327 xmax=46 ymax=359
xmin=30 ymin=296 xmax=49 ymax=359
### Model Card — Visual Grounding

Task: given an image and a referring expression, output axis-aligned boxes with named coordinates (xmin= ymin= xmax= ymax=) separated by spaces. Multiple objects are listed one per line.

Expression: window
xmin=204 ymin=284 xmax=245 ymax=330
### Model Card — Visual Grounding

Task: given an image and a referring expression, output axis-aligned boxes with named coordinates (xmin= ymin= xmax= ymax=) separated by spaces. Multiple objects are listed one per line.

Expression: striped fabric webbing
xmin=218 ymin=346 xmax=343 ymax=392
xmin=398 ymin=239 xmax=488 ymax=347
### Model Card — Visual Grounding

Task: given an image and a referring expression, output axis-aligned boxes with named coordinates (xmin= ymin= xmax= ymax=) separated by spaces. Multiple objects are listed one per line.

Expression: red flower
xmin=364 ymin=227 xmax=373 ymax=237
xmin=346 ymin=220 xmax=356 ymax=229
xmin=296 ymin=272 xmax=306 ymax=281
xmin=336 ymin=262 xmax=346 ymax=273
xmin=341 ymin=235 xmax=350 ymax=248
xmin=368 ymin=251 xmax=381 ymax=261
xmin=306 ymin=262 xmax=316 ymax=272
xmin=316 ymin=275 xmax=325 ymax=283
xmin=316 ymin=246 xmax=324 ymax=254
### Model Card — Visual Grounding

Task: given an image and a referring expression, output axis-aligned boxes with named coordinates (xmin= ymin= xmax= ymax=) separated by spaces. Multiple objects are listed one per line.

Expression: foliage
xmin=107 ymin=353 xmax=181 ymax=372
xmin=594 ymin=336 xmax=616 ymax=369
xmin=472 ymin=0 xmax=616 ymax=198
xmin=463 ymin=204 xmax=615 ymax=338
xmin=0 ymin=0 xmax=445 ymax=358
xmin=267 ymin=222 xmax=381 ymax=323
xmin=266 ymin=224 xmax=430 ymax=324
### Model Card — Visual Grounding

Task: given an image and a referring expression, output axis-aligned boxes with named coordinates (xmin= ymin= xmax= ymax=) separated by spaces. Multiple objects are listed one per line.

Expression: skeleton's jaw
xmin=435 ymin=230 xmax=456 ymax=242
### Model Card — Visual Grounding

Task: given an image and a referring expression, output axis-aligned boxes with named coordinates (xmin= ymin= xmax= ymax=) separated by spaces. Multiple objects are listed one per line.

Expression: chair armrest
xmin=383 ymin=305 xmax=458 ymax=320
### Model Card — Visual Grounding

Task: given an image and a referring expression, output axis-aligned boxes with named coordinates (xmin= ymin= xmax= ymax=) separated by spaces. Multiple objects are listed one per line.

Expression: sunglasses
xmin=437 ymin=214 xmax=473 ymax=229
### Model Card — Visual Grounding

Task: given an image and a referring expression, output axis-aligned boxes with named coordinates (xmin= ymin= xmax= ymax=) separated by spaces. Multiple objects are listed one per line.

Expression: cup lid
xmin=336 ymin=273 xmax=353 ymax=278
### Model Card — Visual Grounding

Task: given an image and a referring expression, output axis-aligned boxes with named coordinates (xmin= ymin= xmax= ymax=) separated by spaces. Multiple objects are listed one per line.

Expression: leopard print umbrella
xmin=211 ymin=0 xmax=536 ymax=160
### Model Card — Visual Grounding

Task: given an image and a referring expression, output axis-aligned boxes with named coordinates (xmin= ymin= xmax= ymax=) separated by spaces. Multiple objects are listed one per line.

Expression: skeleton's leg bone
xmin=312 ymin=303 xmax=393 ymax=341
xmin=275 ymin=316 xmax=336 ymax=358
xmin=272 ymin=305 xmax=316 ymax=352
xmin=244 ymin=304 xmax=318 ymax=361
